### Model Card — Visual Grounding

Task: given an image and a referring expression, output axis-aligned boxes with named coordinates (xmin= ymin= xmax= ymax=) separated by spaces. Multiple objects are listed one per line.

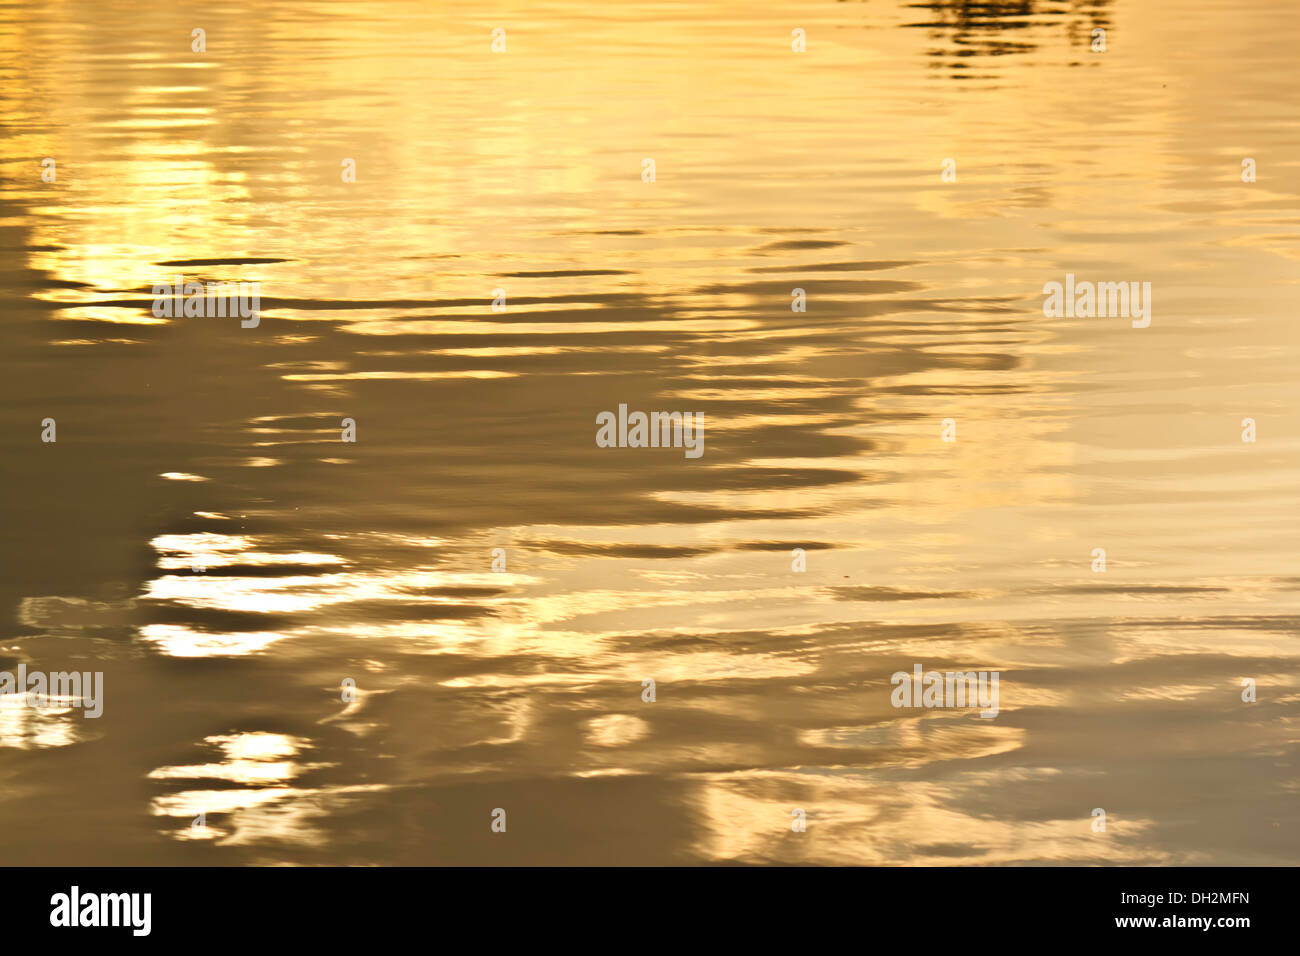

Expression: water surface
xmin=1 ymin=0 xmax=1298 ymax=864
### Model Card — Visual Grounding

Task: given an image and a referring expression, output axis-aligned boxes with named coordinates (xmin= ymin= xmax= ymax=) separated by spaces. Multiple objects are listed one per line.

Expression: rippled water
xmin=2 ymin=0 xmax=1298 ymax=865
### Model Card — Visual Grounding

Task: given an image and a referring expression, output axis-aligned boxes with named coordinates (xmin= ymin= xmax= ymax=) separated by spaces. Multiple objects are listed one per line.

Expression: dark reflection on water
xmin=1 ymin=0 xmax=1298 ymax=864
xmin=900 ymin=0 xmax=1115 ymax=76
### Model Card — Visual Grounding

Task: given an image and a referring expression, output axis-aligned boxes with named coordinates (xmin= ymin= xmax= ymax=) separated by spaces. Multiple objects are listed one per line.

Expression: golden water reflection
xmin=1 ymin=0 xmax=1298 ymax=864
